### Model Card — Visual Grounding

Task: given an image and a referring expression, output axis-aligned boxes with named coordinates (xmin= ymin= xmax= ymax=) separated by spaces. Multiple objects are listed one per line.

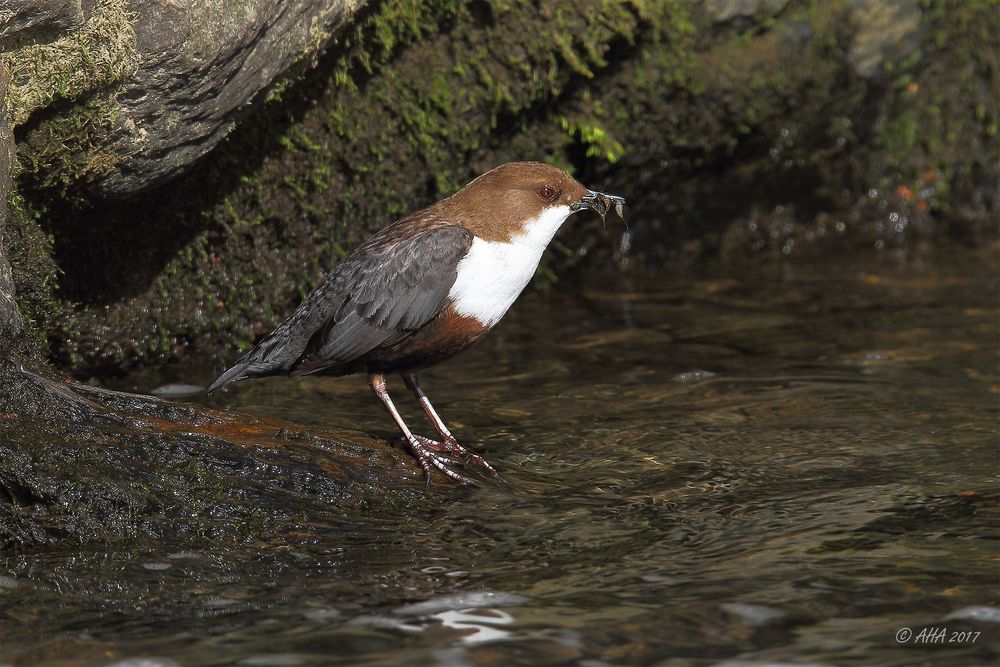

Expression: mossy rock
xmin=0 ymin=355 xmax=439 ymax=549
xmin=5 ymin=0 xmax=998 ymax=374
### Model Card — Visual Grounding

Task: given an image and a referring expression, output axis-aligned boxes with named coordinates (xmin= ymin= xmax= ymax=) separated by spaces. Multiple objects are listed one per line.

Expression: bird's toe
xmin=407 ymin=436 xmax=478 ymax=486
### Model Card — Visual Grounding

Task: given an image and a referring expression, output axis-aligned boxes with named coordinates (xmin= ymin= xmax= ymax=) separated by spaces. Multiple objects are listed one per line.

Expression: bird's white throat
xmin=449 ymin=205 xmax=572 ymax=326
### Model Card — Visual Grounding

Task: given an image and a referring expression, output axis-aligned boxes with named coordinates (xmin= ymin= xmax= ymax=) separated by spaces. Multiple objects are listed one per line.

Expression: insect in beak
xmin=571 ymin=190 xmax=626 ymax=224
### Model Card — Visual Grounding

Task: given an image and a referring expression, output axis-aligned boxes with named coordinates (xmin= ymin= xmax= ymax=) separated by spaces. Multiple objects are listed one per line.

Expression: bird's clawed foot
xmin=414 ymin=434 xmax=499 ymax=478
xmin=406 ymin=436 xmax=478 ymax=486
xmin=401 ymin=435 xmax=500 ymax=485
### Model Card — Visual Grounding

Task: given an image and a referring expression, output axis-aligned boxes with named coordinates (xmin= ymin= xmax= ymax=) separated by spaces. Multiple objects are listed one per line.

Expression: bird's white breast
xmin=449 ymin=205 xmax=572 ymax=327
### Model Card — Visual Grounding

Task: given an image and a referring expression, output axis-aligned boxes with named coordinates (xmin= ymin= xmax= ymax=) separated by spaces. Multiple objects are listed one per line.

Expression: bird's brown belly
xmin=363 ymin=303 xmax=490 ymax=373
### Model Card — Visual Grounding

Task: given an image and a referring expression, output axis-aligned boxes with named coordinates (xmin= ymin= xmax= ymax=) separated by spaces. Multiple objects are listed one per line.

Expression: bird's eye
xmin=538 ymin=186 xmax=558 ymax=202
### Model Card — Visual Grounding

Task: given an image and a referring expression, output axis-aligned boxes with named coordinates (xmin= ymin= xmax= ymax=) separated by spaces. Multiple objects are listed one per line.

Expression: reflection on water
xmin=3 ymin=246 xmax=998 ymax=666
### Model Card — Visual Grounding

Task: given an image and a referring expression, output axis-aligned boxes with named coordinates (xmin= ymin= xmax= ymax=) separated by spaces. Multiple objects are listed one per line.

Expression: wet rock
xmin=847 ymin=0 xmax=922 ymax=79
xmin=101 ymin=0 xmax=362 ymax=196
xmin=149 ymin=383 xmax=205 ymax=397
xmin=0 ymin=355 xmax=440 ymax=549
xmin=5 ymin=0 xmax=363 ymax=196
xmin=0 ymin=63 xmax=20 ymax=342
xmin=0 ymin=0 xmax=83 ymax=50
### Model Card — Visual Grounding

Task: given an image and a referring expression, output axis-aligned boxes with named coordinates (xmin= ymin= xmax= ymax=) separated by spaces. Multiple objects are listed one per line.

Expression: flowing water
xmin=2 ymin=244 xmax=998 ymax=666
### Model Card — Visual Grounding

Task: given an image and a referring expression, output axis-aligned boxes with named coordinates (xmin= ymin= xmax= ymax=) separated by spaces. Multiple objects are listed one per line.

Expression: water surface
xmin=3 ymin=245 xmax=998 ymax=666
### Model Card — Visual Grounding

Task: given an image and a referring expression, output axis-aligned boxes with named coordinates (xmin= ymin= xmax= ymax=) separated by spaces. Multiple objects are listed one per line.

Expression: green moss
xmin=4 ymin=192 xmax=64 ymax=359
xmin=49 ymin=0 xmax=865 ymax=371
xmin=45 ymin=0 xmax=694 ymax=372
xmin=1 ymin=0 xmax=139 ymax=201
xmin=877 ymin=0 xmax=999 ymax=217
xmin=11 ymin=0 xmax=996 ymax=375
xmin=18 ymin=96 xmax=125 ymax=199
xmin=0 ymin=0 xmax=138 ymax=126
xmin=560 ymin=92 xmax=628 ymax=164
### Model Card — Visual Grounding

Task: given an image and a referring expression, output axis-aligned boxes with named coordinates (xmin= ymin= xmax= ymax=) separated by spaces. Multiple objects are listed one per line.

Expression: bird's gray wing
xmin=290 ymin=223 xmax=474 ymax=375
xmin=207 ymin=223 xmax=473 ymax=391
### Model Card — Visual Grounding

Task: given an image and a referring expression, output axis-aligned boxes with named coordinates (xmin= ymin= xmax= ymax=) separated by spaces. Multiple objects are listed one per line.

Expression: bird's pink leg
xmin=401 ymin=372 xmax=499 ymax=477
xmin=368 ymin=373 xmax=474 ymax=485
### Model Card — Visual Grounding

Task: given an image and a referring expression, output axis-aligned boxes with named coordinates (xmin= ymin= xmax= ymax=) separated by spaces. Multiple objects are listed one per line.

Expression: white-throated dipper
xmin=208 ymin=162 xmax=625 ymax=484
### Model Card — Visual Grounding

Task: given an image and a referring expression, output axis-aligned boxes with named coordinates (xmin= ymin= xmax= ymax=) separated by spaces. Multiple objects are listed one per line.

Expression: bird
xmin=208 ymin=161 xmax=625 ymax=484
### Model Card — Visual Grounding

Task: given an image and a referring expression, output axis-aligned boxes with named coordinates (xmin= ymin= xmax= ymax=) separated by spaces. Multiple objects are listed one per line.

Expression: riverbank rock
xmin=0 ymin=64 xmax=22 ymax=343
xmin=0 ymin=0 xmax=83 ymax=50
xmin=2 ymin=0 xmax=996 ymax=377
xmin=4 ymin=0 xmax=362 ymax=197
xmin=0 ymin=355 xmax=438 ymax=549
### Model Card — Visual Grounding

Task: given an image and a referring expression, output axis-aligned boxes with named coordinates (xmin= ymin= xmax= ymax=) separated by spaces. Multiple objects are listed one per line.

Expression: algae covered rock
xmin=0 ymin=355 xmax=437 ymax=549
xmin=0 ymin=0 xmax=996 ymax=375
xmin=4 ymin=0 xmax=362 ymax=197
xmin=0 ymin=63 xmax=20 ymax=342
xmin=0 ymin=0 xmax=83 ymax=50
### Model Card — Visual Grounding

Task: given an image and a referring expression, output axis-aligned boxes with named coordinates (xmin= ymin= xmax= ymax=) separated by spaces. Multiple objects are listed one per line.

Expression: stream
xmin=2 ymin=242 xmax=997 ymax=666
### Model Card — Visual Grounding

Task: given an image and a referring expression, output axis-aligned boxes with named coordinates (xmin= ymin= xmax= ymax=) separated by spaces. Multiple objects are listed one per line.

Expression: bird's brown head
xmin=437 ymin=162 xmax=624 ymax=243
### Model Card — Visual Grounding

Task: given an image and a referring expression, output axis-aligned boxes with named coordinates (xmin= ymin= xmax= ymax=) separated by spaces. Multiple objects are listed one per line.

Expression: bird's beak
xmin=571 ymin=190 xmax=626 ymax=222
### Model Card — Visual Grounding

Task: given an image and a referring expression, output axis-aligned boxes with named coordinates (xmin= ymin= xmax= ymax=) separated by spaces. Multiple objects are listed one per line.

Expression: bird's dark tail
xmin=206 ymin=360 xmax=252 ymax=394
xmin=206 ymin=325 xmax=299 ymax=394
